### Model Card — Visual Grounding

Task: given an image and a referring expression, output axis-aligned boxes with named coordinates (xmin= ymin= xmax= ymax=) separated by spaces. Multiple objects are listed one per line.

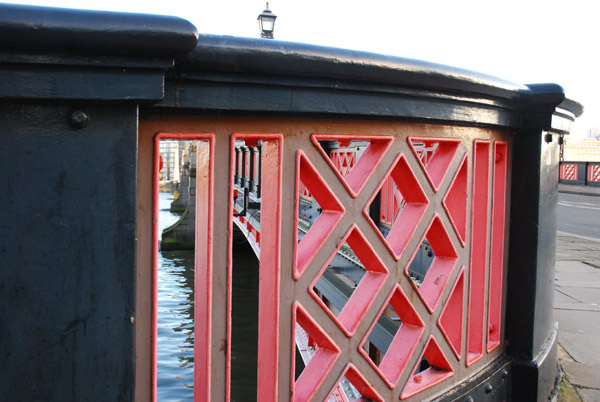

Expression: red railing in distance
xmin=560 ymin=163 xmax=578 ymax=181
xmin=588 ymin=163 xmax=600 ymax=183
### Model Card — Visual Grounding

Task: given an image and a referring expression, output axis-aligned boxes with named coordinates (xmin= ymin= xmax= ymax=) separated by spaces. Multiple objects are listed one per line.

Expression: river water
xmin=157 ymin=192 xmax=259 ymax=401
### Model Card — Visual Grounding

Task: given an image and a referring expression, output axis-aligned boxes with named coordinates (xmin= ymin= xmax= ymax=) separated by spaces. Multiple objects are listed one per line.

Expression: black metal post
xmin=234 ymin=147 xmax=241 ymax=185
xmin=257 ymin=141 xmax=262 ymax=199
xmin=249 ymin=146 xmax=256 ymax=194
xmin=241 ymin=146 xmax=248 ymax=188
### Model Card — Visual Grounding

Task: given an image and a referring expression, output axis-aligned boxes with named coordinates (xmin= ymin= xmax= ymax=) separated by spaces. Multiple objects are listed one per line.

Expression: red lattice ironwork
xmin=379 ymin=177 xmax=405 ymax=226
xmin=438 ymin=267 xmax=465 ymax=359
xmin=150 ymin=125 xmax=511 ymax=401
xmin=408 ymin=137 xmax=461 ymax=192
xmin=292 ymin=303 xmax=341 ymax=402
xmin=326 ymin=364 xmax=384 ymax=402
xmin=293 ymin=151 xmax=345 ymax=280
xmin=400 ymin=336 xmax=454 ymax=399
xmin=359 ymin=284 xmax=426 ymax=388
xmin=309 ymin=225 xmax=389 ymax=336
xmin=443 ymin=155 xmax=468 ymax=246
xmin=288 ymin=133 xmax=506 ymax=400
xmin=588 ymin=164 xmax=600 ymax=183
xmin=364 ymin=154 xmax=429 ymax=260
xmin=312 ymin=135 xmax=393 ymax=198
xmin=560 ymin=163 xmax=578 ymax=181
xmin=405 ymin=214 xmax=459 ymax=312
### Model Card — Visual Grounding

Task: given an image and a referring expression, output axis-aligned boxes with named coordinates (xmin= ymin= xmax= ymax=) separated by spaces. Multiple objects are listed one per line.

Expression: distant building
xmin=563 ymin=138 xmax=600 ymax=161
xmin=159 ymin=140 xmax=181 ymax=181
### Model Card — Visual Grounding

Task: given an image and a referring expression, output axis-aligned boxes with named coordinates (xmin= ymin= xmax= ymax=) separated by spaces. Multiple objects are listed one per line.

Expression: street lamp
xmin=257 ymin=2 xmax=277 ymax=39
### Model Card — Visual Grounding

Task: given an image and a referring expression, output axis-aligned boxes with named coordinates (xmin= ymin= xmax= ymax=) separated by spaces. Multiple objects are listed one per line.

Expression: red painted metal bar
xmin=438 ymin=267 xmax=466 ymax=359
xmin=256 ymin=137 xmax=283 ymax=401
xmin=227 ymin=134 xmax=283 ymax=402
xmin=442 ymin=155 xmax=469 ymax=247
xmin=466 ymin=140 xmax=491 ymax=366
xmin=153 ymin=133 xmax=214 ymax=402
xmin=487 ymin=142 xmax=508 ymax=352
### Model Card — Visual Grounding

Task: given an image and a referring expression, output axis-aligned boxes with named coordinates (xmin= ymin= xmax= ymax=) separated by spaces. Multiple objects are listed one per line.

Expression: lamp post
xmin=257 ymin=2 xmax=277 ymax=39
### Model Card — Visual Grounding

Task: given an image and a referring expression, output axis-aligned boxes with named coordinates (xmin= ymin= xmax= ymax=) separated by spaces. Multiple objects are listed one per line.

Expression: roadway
xmin=555 ymin=186 xmax=600 ymax=401
xmin=557 ymin=192 xmax=600 ymax=239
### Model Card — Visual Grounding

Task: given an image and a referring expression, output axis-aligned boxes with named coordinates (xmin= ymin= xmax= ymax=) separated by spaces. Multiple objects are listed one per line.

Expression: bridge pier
xmin=170 ymin=161 xmax=190 ymax=213
xmin=161 ymin=144 xmax=198 ymax=250
xmin=161 ymin=147 xmax=197 ymax=250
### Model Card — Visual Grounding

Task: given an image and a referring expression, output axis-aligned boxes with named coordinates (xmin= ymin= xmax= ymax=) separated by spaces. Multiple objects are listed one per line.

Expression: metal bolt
xmin=502 ymin=369 xmax=509 ymax=378
xmin=485 ymin=383 xmax=493 ymax=393
xmin=544 ymin=133 xmax=553 ymax=143
xmin=465 ymin=397 xmax=474 ymax=402
xmin=68 ymin=110 xmax=89 ymax=128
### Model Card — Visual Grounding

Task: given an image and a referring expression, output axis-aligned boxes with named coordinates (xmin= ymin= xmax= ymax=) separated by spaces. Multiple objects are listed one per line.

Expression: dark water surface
xmin=157 ymin=192 xmax=259 ymax=401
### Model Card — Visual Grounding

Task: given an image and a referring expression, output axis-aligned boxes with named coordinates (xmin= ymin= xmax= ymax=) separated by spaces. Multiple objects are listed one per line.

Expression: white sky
xmin=8 ymin=0 xmax=599 ymax=137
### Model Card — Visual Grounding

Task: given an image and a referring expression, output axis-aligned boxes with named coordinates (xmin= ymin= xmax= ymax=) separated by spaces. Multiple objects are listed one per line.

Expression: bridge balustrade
xmin=0 ymin=4 xmax=584 ymax=402
xmin=559 ymin=161 xmax=600 ymax=186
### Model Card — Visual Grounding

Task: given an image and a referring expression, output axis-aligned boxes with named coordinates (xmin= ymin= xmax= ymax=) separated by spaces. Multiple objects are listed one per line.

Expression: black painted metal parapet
xmin=0 ymin=4 xmax=199 ymax=401
xmin=0 ymin=3 xmax=198 ymax=102
xmin=0 ymin=3 xmax=198 ymax=57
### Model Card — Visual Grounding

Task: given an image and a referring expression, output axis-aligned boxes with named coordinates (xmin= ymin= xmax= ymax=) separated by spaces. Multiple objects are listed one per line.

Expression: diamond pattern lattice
xmin=408 ymin=137 xmax=460 ymax=192
xmin=312 ymin=134 xmax=393 ymax=198
xmin=326 ymin=364 xmax=384 ymax=402
xmin=442 ymin=154 xmax=469 ymax=246
xmin=292 ymin=303 xmax=341 ymax=402
xmin=310 ymin=225 xmax=388 ymax=337
xmin=364 ymin=154 xmax=429 ymax=260
xmin=405 ymin=214 xmax=458 ymax=313
xmin=284 ymin=133 xmax=498 ymax=400
xmin=359 ymin=284 xmax=425 ymax=388
xmin=293 ymin=151 xmax=345 ymax=280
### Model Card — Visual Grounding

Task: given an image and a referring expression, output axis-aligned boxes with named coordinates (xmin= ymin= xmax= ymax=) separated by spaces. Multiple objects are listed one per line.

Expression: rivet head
xmin=502 ymin=369 xmax=509 ymax=379
xmin=68 ymin=110 xmax=89 ymax=128
xmin=414 ymin=374 xmax=423 ymax=383
xmin=465 ymin=397 xmax=474 ymax=402
xmin=485 ymin=383 xmax=493 ymax=393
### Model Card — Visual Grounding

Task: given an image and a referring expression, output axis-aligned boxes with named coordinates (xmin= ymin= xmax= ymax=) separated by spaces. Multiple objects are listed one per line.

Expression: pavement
xmin=555 ymin=183 xmax=600 ymax=401
xmin=558 ymin=183 xmax=600 ymax=198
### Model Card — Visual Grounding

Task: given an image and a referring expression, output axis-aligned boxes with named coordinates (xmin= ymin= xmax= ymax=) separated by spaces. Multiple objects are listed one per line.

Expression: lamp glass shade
xmin=260 ymin=15 xmax=276 ymax=33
